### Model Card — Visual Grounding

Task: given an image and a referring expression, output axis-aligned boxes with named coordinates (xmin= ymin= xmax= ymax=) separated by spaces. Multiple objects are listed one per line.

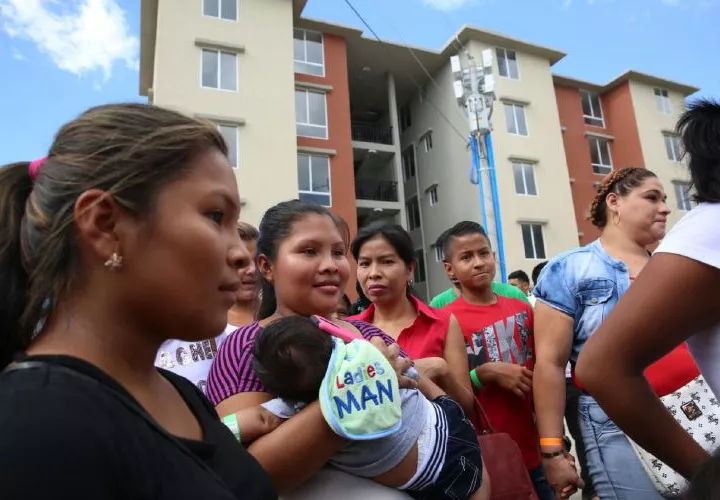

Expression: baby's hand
xmin=234 ymin=406 xmax=283 ymax=444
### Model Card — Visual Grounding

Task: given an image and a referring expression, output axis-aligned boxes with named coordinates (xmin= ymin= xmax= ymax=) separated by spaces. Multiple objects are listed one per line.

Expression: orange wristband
xmin=539 ymin=438 xmax=564 ymax=447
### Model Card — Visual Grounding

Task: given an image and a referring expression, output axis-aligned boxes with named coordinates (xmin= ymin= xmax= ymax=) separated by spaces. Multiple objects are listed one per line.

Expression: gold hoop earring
xmin=613 ymin=212 xmax=621 ymax=225
xmin=104 ymin=252 xmax=123 ymax=271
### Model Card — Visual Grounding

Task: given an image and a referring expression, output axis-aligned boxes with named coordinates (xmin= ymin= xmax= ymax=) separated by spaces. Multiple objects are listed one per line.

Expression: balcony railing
xmin=351 ymin=122 xmax=393 ymax=145
xmin=356 ymin=180 xmax=398 ymax=202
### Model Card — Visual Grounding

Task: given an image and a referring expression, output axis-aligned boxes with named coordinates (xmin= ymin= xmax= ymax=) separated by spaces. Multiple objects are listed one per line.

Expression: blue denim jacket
xmin=533 ymin=239 xmax=632 ymax=364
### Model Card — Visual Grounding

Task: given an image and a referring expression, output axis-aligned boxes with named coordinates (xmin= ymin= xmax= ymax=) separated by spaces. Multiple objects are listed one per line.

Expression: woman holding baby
xmin=206 ymin=200 xmax=489 ymax=499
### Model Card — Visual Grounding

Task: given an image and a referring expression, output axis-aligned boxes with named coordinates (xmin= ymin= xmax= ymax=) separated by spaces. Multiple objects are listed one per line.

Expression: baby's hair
xmin=252 ymin=316 xmax=334 ymax=403
xmin=587 ymin=168 xmax=657 ymax=228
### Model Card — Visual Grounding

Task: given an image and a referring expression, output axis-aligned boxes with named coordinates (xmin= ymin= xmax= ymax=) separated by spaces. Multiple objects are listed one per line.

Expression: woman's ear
xmin=605 ymin=192 xmax=620 ymax=215
xmin=257 ymin=254 xmax=274 ymax=284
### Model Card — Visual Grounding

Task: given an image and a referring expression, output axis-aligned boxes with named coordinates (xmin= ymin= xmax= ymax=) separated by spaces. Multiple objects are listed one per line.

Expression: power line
xmin=341 ymin=0 xmax=469 ymax=147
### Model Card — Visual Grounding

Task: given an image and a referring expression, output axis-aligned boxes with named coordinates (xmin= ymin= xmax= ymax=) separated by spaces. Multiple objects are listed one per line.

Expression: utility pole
xmin=451 ymin=48 xmax=508 ymax=283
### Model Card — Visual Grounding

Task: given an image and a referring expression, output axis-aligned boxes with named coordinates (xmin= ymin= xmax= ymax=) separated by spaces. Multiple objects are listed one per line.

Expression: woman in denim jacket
xmin=532 ymin=168 xmax=671 ymax=500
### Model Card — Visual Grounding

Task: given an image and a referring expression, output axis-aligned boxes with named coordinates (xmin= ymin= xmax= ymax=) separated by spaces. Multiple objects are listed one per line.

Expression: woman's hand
xmin=370 ymin=337 xmax=417 ymax=389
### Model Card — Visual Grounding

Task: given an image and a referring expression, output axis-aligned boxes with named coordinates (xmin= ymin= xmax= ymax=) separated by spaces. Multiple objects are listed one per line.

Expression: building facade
xmin=139 ymin=0 xmax=699 ymax=299
xmin=554 ymin=73 xmax=698 ymax=245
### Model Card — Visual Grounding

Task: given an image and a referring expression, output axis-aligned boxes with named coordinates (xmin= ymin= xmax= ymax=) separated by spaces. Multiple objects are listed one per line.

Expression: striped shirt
xmin=206 ymin=319 xmax=404 ymax=406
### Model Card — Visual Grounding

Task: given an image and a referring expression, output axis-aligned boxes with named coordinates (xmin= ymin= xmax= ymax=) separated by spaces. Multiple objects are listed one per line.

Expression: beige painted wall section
xmin=468 ymin=40 xmax=579 ymax=275
xmin=629 ymin=80 xmax=690 ymax=229
xmin=153 ymin=0 xmax=298 ymax=226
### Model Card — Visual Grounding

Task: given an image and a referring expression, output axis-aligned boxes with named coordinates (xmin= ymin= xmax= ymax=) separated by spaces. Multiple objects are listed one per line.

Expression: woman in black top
xmin=0 ymin=103 xmax=276 ymax=499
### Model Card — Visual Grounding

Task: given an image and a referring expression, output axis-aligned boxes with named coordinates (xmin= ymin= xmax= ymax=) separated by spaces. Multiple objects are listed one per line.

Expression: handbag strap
xmin=3 ymin=360 xmax=231 ymax=489
xmin=472 ymin=395 xmax=495 ymax=434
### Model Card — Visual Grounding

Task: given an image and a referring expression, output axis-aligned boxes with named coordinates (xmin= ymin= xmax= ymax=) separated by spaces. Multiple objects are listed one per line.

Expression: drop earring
xmin=104 ymin=252 xmax=123 ymax=271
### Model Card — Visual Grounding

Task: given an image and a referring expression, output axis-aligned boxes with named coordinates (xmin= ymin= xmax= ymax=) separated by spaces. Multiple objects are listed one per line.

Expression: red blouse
xmin=348 ymin=295 xmax=451 ymax=359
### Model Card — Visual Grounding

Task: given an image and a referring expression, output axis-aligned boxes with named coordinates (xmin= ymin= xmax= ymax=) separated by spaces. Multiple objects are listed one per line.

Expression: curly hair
xmin=588 ymin=167 xmax=658 ymax=228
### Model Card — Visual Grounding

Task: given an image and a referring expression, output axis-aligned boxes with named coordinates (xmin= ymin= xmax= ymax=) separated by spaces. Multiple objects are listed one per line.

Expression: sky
xmin=0 ymin=0 xmax=717 ymax=165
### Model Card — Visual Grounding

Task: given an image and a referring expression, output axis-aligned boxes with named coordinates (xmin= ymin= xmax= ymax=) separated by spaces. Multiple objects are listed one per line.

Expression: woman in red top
xmin=348 ymin=221 xmax=474 ymax=416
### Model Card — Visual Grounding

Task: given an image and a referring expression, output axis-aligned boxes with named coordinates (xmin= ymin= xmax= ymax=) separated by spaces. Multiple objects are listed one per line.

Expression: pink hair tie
xmin=28 ymin=157 xmax=47 ymax=181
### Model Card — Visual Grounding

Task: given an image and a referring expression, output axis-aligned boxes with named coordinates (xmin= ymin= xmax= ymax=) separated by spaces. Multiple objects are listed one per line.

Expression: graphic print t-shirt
xmin=445 ymin=295 xmax=540 ymax=469
xmin=155 ymin=325 xmax=235 ymax=396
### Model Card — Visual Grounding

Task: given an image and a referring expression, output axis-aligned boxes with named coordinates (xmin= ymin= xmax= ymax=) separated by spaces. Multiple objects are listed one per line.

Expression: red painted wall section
xmin=554 ymin=82 xmax=645 ymax=246
xmin=295 ymin=32 xmax=357 ymax=299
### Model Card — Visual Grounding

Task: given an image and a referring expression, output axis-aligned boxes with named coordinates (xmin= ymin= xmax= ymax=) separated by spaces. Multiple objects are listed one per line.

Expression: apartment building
xmin=555 ymin=72 xmax=699 ymax=245
xmin=139 ymin=0 xmax=699 ymax=299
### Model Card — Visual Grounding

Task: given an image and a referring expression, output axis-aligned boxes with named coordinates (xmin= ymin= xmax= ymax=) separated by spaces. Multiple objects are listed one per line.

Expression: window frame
xmin=217 ymin=124 xmax=239 ymax=168
xmin=496 ymin=47 xmax=519 ymax=80
xmin=588 ymin=136 xmax=613 ymax=175
xmin=673 ymin=181 xmax=693 ymax=211
xmin=295 ymin=89 xmax=328 ymax=139
xmin=401 ymin=146 xmax=416 ymax=181
xmin=512 ymin=161 xmax=538 ymax=196
xmin=297 ymin=154 xmax=332 ymax=207
xmin=420 ymin=131 xmax=433 ymax=153
xmin=580 ymin=90 xmax=605 ymax=128
xmin=202 ymin=0 xmax=239 ymax=21
xmin=504 ymin=103 xmax=529 ymax=136
xmin=293 ymin=28 xmax=325 ymax=77
xmin=654 ymin=88 xmax=672 ymax=114
xmin=664 ymin=133 xmax=682 ymax=162
xmin=433 ymin=244 xmax=445 ymax=263
xmin=406 ymin=196 xmax=421 ymax=231
xmin=428 ymin=185 xmax=438 ymax=206
xmin=520 ymin=223 xmax=546 ymax=260
xmin=200 ymin=48 xmax=238 ymax=91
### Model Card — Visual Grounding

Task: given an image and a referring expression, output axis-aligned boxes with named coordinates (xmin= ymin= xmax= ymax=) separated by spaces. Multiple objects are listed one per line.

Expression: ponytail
xmin=0 ymin=162 xmax=35 ymax=368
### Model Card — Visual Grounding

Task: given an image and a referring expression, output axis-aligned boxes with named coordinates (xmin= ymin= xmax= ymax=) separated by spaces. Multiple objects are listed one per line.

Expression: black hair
xmin=508 ymin=270 xmax=530 ymax=285
xmin=256 ymin=200 xmax=349 ymax=320
xmin=341 ymin=294 xmax=351 ymax=310
xmin=351 ymin=221 xmax=415 ymax=268
xmin=252 ymin=316 xmax=334 ymax=403
xmin=677 ymin=98 xmax=720 ymax=204
xmin=684 ymin=449 xmax=720 ymax=500
xmin=531 ymin=261 xmax=548 ymax=285
xmin=441 ymin=221 xmax=489 ymax=260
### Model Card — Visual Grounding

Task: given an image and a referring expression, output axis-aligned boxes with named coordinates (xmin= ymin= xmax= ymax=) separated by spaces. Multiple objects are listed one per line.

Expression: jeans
xmin=565 ymin=380 xmax=595 ymax=499
xmin=578 ymin=395 xmax=663 ymax=500
xmin=528 ymin=466 xmax=555 ymax=500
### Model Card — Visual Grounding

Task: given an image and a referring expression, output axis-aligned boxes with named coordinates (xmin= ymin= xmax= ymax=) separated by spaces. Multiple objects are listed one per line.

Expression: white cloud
xmin=421 ymin=0 xmax=475 ymax=11
xmin=0 ymin=0 xmax=138 ymax=83
xmin=11 ymin=47 xmax=24 ymax=60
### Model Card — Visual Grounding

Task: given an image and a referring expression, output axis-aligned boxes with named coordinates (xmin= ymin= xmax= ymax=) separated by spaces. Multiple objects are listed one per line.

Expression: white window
xmin=512 ymin=162 xmax=537 ymax=196
xmin=433 ymin=244 xmax=445 ymax=263
xmin=420 ymin=132 xmax=433 ymax=152
xmin=581 ymin=90 xmax=604 ymax=127
xmin=413 ymin=250 xmax=426 ymax=283
xmin=654 ymin=88 xmax=672 ymax=114
xmin=295 ymin=89 xmax=327 ymax=139
xmin=496 ymin=47 xmax=519 ymax=79
xmin=401 ymin=146 xmax=416 ymax=181
xmin=521 ymin=223 xmax=546 ymax=260
xmin=217 ymin=124 xmax=239 ymax=168
xmin=297 ymin=154 xmax=331 ymax=206
xmin=293 ymin=29 xmax=324 ymax=76
xmin=673 ymin=181 xmax=693 ymax=211
xmin=201 ymin=49 xmax=237 ymax=91
xmin=504 ymin=103 xmax=528 ymax=136
xmin=428 ymin=185 xmax=438 ymax=206
xmin=406 ymin=197 xmax=421 ymax=231
xmin=399 ymin=105 xmax=412 ymax=133
xmin=664 ymin=134 xmax=682 ymax=161
xmin=203 ymin=0 xmax=238 ymax=21
xmin=588 ymin=136 xmax=613 ymax=175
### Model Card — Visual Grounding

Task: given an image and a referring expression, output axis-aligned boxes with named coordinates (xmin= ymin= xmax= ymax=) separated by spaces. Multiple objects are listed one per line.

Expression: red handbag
xmin=472 ymin=397 xmax=539 ymax=500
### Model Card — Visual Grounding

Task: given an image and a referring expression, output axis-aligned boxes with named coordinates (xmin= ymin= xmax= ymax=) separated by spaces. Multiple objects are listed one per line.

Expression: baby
xmin=246 ymin=316 xmax=486 ymax=500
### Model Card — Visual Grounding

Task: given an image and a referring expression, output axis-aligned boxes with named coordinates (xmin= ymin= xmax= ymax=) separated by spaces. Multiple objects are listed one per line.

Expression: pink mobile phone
xmin=311 ymin=315 xmax=363 ymax=343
